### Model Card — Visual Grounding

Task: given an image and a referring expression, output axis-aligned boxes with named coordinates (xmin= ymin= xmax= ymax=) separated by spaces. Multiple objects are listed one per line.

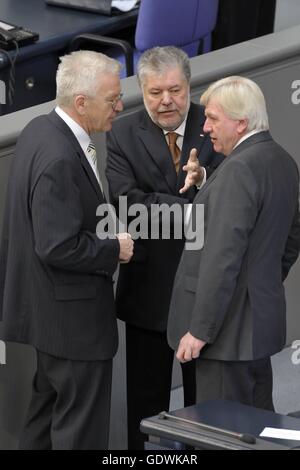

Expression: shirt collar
xmin=55 ymin=106 xmax=90 ymax=155
xmin=162 ymin=116 xmax=188 ymax=137
xmin=233 ymin=129 xmax=263 ymax=150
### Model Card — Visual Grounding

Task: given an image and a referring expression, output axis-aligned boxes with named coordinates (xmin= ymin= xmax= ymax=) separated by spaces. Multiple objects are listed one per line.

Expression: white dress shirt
xmin=55 ymin=106 xmax=102 ymax=187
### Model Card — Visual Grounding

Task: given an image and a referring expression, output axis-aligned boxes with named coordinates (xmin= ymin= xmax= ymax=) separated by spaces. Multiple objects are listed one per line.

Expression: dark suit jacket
xmin=106 ymin=103 xmax=223 ymax=331
xmin=168 ymin=132 xmax=300 ymax=360
xmin=0 ymin=111 xmax=120 ymax=361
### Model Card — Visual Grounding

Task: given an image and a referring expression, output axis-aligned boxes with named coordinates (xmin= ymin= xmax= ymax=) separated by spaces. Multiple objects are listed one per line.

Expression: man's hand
xmin=116 ymin=233 xmax=134 ymax=264
xmin=176 ymin=332 xmax=206 ymax=363
xmin=179 ymin=148 xmax=204 ymax=194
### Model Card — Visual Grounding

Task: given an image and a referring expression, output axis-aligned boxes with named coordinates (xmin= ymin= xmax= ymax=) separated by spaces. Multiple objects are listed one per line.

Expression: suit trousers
xmin=126 ymin=323 xmax=196 ymax=450
xmin=19 ymin=350 xmax=112 ymax=450
xmin=196 ymin=357 xmax=274 ymax=410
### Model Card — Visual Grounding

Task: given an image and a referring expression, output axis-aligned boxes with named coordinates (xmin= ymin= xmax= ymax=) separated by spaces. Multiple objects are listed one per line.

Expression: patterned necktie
xmin=167 ymin=132 xmax=181 ymax=174
xmin=87 ymin=141 xmax=103 ymax=193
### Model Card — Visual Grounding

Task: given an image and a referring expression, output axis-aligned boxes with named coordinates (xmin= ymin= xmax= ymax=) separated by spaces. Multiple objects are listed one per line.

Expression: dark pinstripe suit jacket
xmin=0 ymin=111 xmax=119 ymax=360
xmin=106 ymin=103 xmax=224 ymax=331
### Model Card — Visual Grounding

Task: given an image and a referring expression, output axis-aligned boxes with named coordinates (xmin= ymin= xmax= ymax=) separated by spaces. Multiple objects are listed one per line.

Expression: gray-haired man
xmin=106 ymin=46 xmax=223 ymax=449
xmin=0 ymin=51 xmax=133 ymax=449
xmin=168 ymin=76 xmax=300 ymax=409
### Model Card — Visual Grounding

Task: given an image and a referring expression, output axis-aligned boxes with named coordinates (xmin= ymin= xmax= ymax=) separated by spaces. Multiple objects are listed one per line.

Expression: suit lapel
xmin=137 ymin=111 xmax=177 ymax=192
xmin=79 ymin=152 xmax=105 ymax=201
xmin=194 ymin=156 xmax=226 ymax=201
xmin=48 ymin=111 xmax=104 ymax=201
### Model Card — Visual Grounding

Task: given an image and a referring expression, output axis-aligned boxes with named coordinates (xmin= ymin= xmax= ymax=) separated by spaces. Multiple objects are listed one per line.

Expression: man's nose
xmin=203 ymin=119 xmax=211 ymax=133
xmin=161 ymin=91 xmax=172 ymax=105
xmin=115 ymin=99 xmax=123 ymax=112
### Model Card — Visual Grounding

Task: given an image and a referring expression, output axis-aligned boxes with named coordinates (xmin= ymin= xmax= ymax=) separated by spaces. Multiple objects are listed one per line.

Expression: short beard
xmin=143 ymin=96 xmax=191 ymax=132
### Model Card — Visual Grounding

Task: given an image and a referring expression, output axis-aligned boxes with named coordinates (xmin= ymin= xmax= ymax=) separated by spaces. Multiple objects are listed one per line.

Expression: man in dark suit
xmin=0 ymin=51 xmax=133 ymax=449
xmin=168 ymin=76 xmax=300 ymax=409
xmin=106 ymin=46 xmax=223 ymax=449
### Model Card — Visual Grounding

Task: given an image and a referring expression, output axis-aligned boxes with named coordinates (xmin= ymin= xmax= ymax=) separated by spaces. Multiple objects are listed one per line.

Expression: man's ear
xmin=74 ymin=94 xmax=86 ymax=116
xmin=237 ymin=118 xmax=248 ymax=135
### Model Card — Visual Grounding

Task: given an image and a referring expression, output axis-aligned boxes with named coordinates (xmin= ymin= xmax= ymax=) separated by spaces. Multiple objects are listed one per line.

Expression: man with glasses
xmin=107 ymin=92 xmax=124 ymax=110
xmin=0 ymin=51 xmax=133 ymax=449
xmin=106 ymin=46 xmax=223 ymax=449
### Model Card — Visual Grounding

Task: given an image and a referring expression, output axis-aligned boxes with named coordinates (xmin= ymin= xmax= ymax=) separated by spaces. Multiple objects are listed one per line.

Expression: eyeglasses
xmin=105 ymin=93 xmax=123 ymax=110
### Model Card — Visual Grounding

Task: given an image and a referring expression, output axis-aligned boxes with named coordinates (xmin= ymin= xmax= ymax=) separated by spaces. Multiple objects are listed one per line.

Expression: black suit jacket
xmin=0 ymin=111 xmax=120 ymax=360
xmin=106 ymin=103 xmax=223 ymax=331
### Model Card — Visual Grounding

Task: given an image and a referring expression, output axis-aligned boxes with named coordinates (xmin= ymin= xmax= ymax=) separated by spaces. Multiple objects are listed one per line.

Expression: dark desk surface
xmin=174 ymin=400 xmax=300 ymax=447
xmin=0 ymin=0 xmax=138 ymax=66
xmin=142 ymin=400 xmax=300 ymax=450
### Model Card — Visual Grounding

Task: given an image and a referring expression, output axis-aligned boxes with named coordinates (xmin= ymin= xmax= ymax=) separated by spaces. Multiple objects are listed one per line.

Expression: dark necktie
xmin=167 ymin=132 xmax=181 ymax=173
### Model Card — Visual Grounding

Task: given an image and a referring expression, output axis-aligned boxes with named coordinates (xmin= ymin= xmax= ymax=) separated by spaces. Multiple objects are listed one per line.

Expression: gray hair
xmin=200 ymin=76 xmax=269 ymax=131
xmin=56 ymin=50 xmax=121 ymax=107
xmin=137 ymin=46 xmax=191 ymax=87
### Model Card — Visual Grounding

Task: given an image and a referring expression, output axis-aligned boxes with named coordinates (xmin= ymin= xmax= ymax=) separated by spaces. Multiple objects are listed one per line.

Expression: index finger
xmin=188 ymin=148 xmax=198 ymax=163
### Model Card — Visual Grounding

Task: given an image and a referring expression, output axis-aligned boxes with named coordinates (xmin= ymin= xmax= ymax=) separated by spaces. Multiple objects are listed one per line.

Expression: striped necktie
xmin=87 ymin=141 xmax=103 ymax=193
